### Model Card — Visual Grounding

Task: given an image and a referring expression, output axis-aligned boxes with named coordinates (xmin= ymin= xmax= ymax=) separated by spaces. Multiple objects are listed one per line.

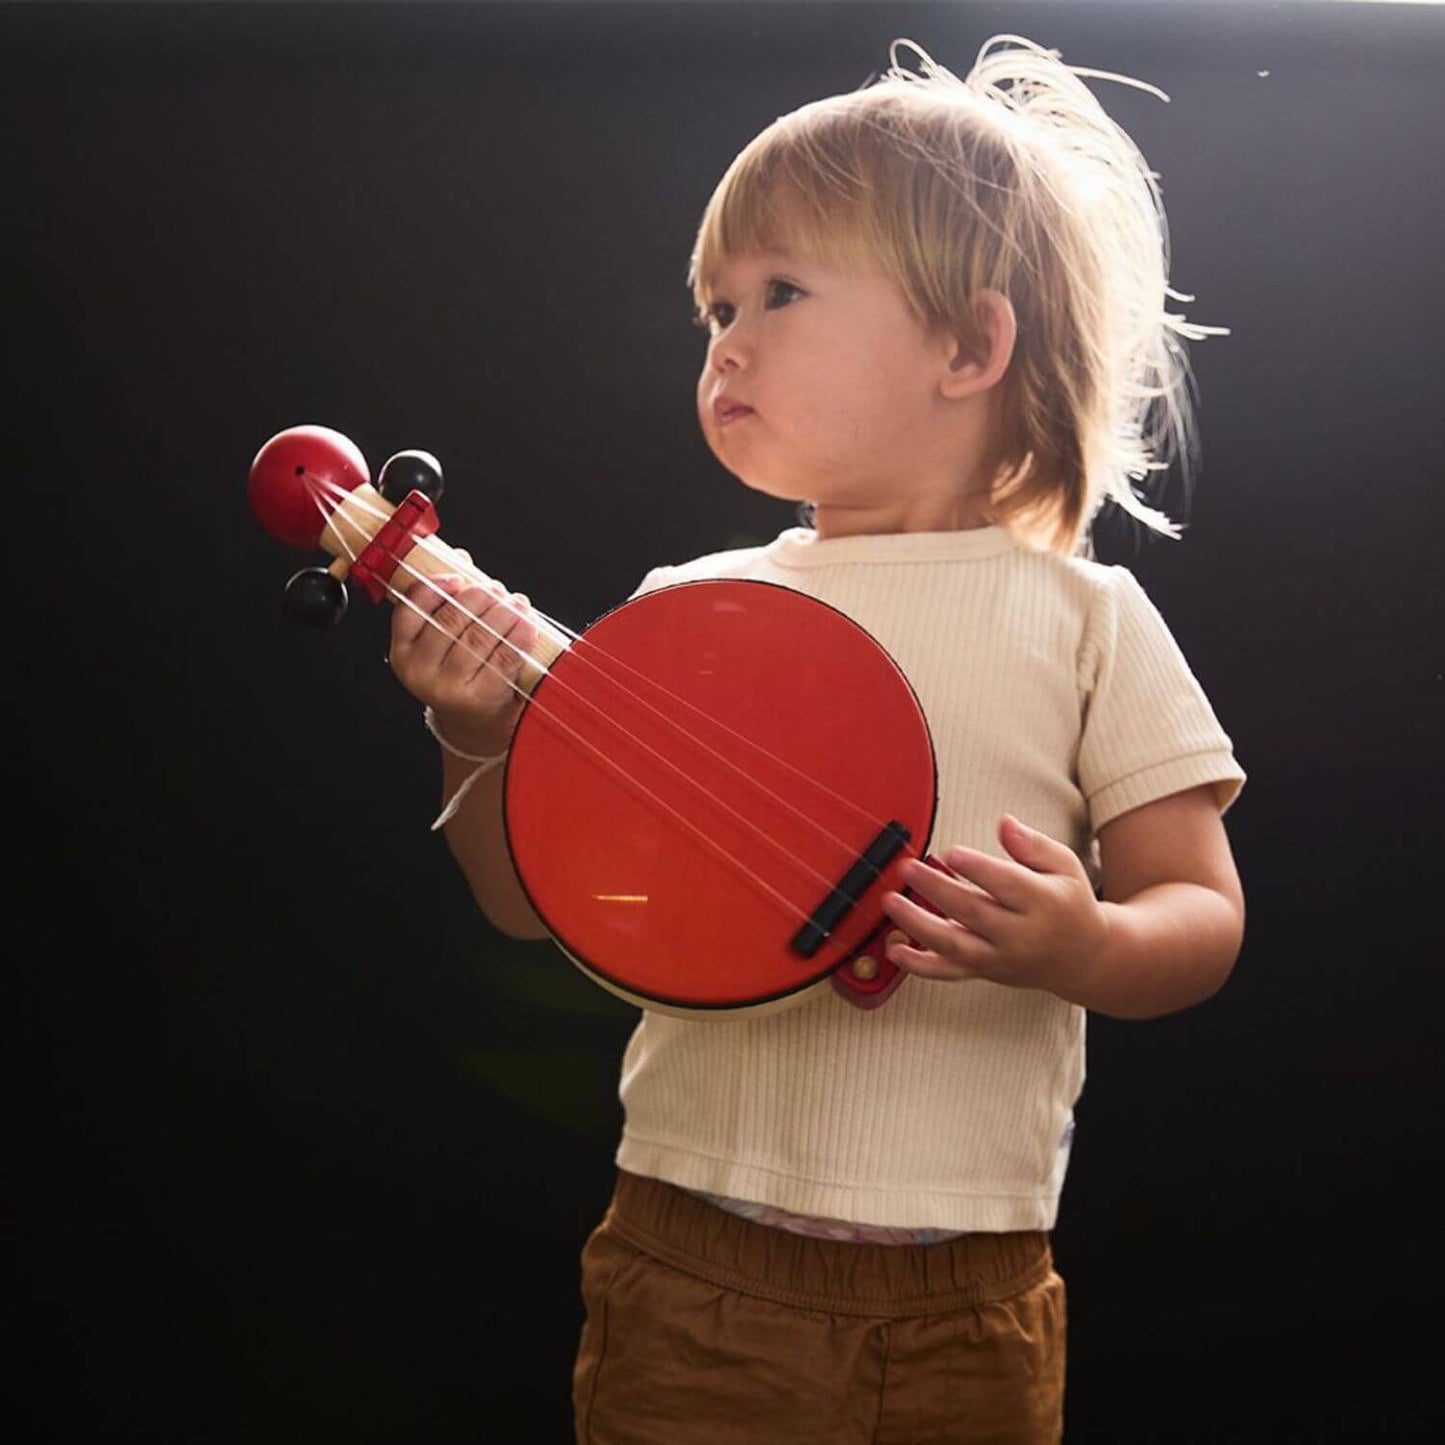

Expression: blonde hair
xmin=689 ymin=35 xmax=1224 ymax=555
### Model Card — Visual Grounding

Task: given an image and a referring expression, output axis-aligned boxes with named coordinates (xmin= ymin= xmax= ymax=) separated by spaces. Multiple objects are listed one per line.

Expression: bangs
xmin=689 ymin=112 xmax=886 ymax=308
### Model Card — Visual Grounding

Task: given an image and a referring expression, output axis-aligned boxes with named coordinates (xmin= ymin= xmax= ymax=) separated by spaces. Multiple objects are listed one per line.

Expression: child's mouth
xmin=716 ymin=401 xmax=755 ymax=426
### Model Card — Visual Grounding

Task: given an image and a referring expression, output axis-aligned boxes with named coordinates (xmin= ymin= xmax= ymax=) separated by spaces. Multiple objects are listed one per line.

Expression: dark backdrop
xmin=10 ymin=1 xmax=1442 ymax=1439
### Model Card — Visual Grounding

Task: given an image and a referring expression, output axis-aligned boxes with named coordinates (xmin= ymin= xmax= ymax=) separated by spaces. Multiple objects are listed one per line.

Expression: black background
xmin=9 ymin=1 xmax=1442 ymax=1439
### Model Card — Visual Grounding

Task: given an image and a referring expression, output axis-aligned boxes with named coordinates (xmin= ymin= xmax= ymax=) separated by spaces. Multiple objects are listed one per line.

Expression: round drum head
xmin=505 ymin=580 xmax=936 ymax=1012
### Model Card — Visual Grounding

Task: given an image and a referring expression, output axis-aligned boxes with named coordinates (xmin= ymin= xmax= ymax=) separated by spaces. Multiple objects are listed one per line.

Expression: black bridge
xmin=790 ymin=821 xmax=911 ymax=958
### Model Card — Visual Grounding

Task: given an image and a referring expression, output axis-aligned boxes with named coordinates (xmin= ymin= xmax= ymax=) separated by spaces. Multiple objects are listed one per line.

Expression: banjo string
xmin=317 ymin=480 xmax=918 ymax=922
xmin=382 ymin=575 xmax=816 ymax=928
xmin=383 ymin=549 xmax=882 ymax=915
xmin=325 ymin=478 xmax=898 ymax=852
xmin=315 ymin=485 xmax=879 ymax=927
xmin=524 ymin=605 xmax=891 ymax=836
xmin=398 ymin=516 xmax=886 ymax=842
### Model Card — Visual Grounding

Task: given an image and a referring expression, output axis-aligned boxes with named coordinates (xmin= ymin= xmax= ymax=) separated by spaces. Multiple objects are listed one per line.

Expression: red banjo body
xmin=506 ymin=578 xmax=936 ymax=1014
xmin=249 ymin=426 xmax=939 ymax=1018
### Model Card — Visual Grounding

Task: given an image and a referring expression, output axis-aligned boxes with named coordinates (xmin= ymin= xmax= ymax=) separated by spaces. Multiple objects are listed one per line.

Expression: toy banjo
xmin=248 ymin=425 xmax=946 ymax=1019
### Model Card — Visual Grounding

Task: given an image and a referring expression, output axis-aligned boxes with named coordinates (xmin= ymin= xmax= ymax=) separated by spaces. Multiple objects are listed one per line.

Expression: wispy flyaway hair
xmin=690 ymin=35 xmax=1224 ymax=554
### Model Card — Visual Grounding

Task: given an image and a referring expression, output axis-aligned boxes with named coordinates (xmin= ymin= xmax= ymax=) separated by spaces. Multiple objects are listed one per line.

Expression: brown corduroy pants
xmin=572 ymin=1171 xmax=1065 ymax=1444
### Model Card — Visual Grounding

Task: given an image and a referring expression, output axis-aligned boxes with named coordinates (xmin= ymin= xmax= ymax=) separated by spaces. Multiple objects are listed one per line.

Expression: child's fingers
xmin=410 ymin=580 xmax=508 ymax=671
xmin=878 ymin=906 xmax=990 ymax=982
xmin=996 ymin=816 xmax=1082 ymax=879
xmin=882 ymin=889 xmax=997 ymax=958
xmin=457 ymin=597 xmax=537 ymax=690
xmin=932 ymin=847 xmax=1031 ymax=910
xmin=390 ymin=572 xmax=468 ymax=651
xmin=388 ymin=579 xmax=520 ymax=721
xmin=895 ymin=860 xmax=1012 ymax=937
xmin=884 ymin=941 xmax=980 ymax=983
xmin=432 ymin=592 xmax=517 ymax=679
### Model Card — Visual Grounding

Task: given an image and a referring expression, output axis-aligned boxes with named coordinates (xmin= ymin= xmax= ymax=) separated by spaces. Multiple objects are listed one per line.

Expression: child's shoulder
xmin=1010 ymin=546 xmax=1177 ymax=663
xmin=1034 ymin=549 xmax=1187 ymax=676
xmin=629 ymin=535 xmax=780 ymax=597
xmin=1016 ymin=540 xmax=1152 ymax=611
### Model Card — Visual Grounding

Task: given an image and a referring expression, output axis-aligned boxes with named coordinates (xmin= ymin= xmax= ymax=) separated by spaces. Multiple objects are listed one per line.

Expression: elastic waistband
xmin=603 ymin=1170 xmax=1052 ymax=1319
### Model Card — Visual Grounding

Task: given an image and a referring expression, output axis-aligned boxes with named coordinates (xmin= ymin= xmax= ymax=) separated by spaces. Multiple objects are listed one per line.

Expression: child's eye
xmin=765 ymin=279 xmax=804 ymax=309
xmin=691 ymin=281 xmax=801 ymax=336
xmin=692 ymin=301 xmax=736 ymax=334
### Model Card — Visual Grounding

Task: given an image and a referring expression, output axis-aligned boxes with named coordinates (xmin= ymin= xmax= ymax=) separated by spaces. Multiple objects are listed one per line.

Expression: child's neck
xmin=810 ymin=491 xmax=993 ymax=540
xmin=808 ymin=401 xmax=998 ymax=539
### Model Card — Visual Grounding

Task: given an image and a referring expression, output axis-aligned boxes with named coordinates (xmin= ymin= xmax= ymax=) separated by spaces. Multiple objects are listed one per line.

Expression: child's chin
xmin=735 ymin=471 xmax=807 ymax=507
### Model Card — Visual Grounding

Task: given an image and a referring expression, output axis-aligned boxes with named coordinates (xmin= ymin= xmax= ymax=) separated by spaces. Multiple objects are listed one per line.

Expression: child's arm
xmin=433 ymin=753 xmax=550 ymax=940
xmin=881 ymin=784 xmax=1244 ymax=1020
xmin=390 ymin=574 xmax=550 ymax=941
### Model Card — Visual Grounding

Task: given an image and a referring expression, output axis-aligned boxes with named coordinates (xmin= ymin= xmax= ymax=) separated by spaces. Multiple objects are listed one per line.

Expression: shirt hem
xmin=616 ymin=1134 xmax=1061 ymax=1233
xmin=1089 ymin=749 xmax=1245 ymax=831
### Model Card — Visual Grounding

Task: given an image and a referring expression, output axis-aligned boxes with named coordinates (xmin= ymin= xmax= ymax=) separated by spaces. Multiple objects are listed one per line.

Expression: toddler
xmin=389 ymin=35 xmax=1246 ymax=1444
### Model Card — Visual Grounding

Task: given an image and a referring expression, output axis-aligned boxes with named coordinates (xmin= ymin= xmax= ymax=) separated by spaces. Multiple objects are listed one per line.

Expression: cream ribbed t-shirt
xmin=614 ymin=525 xmax=1245 ymax=1232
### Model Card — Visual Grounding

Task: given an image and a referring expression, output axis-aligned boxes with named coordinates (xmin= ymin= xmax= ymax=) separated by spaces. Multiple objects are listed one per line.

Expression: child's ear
xmin=938 ymin=290 xmax=1017 ymax=400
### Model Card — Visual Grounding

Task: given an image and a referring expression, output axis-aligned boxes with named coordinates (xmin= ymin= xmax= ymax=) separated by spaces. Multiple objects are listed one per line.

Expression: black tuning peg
xmin=378 ymin=449 xmax=444 ymax=504
xmin=282 ymin=566 xmax=349 ymax=628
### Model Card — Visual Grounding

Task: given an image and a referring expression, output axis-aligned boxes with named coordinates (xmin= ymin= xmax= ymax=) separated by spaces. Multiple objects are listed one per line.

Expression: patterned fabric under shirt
xmin=685 ymin=1188 xmax=966 ymax=1245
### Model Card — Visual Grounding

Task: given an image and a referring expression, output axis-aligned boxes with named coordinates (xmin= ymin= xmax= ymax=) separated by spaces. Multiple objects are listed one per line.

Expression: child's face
xmin=695 ymin=246 xmax=964 ymax=533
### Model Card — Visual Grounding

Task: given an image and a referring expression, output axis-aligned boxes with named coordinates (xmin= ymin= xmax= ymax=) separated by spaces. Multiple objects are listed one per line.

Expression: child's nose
xmin=708 ymin=326 xmax=751 ymax=373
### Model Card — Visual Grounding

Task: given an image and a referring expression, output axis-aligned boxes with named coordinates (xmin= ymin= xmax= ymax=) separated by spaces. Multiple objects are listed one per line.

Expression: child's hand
xmin=881 ymin=816 xmax=1108 ymax=998
xmin=388 ymin=571 xmax=537 ymax=758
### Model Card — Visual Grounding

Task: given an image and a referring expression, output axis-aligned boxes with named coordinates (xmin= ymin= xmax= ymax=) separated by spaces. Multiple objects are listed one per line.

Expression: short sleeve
xmin=1077 ymin=568 xmax=1245 ymax=832
xmin=628 ymin=565 xmax=677 ymax=601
